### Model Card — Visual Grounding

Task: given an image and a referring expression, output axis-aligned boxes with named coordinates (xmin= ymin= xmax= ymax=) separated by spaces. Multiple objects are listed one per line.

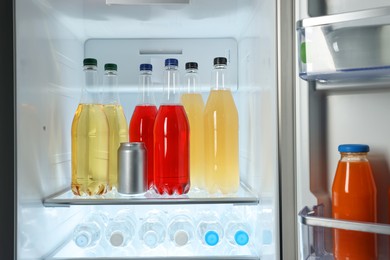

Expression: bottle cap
xmin=338 ymin=144 xmax=369 ymax=153
xmin=165 ymin=58 xmax=178 ymax=67
xmin=110 ymin=232 xmax=125 ymax=247
xmin=214 ymin=57 xmax=227 ymax=66
xmin=185 ymin=62 xmax=198 ymax=70
xmin=104 ymin=63 xmax=117 ymax=71
xmin=235 ymin=230 xmax=249 ymax=246
xmin=83 ymin=58 xmax=97 ymax=66
xmin=75 ymin=233 xmax=90 ymax=248
xmin=140 ymin=63 xmax=153 ymax=71
xmin=144 ymin=230 xmax=159 ymax=248
xmin=174 ymin=230 xmax=189 ymax=246
xmin=205 ymin=230 xmax=219 ymax=246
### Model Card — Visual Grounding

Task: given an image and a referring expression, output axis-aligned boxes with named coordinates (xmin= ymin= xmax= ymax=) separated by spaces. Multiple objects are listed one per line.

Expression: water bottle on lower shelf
xmin=223 ymin=211 xmax=251 ymax=247
xmin=139 ymin=210 xmax=166 ymax=248
xmin=73 ymin=211 xmax=109 ymax=248
xmin=197 ymin=211 xmax=224 ymax=247
xmin=105 ymin=209 xmax=137 ymax=247
xmin=167 ymin=210 xmax=195 ymax=247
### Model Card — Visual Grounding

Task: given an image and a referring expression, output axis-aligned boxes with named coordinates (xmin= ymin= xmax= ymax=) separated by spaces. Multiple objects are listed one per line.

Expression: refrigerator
xmin=1 ymin=0 xmax=390 ymax=259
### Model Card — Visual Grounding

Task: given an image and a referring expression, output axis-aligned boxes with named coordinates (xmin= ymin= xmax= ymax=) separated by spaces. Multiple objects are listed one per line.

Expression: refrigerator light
xmin=139 ymin=49 xmax=183 ymax=55
xmin=106 ymin=0 xmax=190 ymax=5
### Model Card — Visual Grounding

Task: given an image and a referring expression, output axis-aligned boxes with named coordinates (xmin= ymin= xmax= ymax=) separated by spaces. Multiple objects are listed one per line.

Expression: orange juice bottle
xmin=204 ymin=57 xmax=239 ymax=194
xmin=332 ymin=144 xmax=377 ymax=260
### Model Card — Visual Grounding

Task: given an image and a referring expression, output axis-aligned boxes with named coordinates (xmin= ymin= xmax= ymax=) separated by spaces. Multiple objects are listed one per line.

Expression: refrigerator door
xmin=0 ymin=0 xmax=15 ymax=259
xmin=296 ymin=1 xmax=390 ymax=259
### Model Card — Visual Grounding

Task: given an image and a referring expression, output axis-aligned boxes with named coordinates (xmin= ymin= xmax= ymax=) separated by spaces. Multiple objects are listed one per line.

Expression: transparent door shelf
xmin=299 ymin=205 xmax=390 ymax=260
xmin=296 ymin=6 xmax=390 ymax=82
xmin=43 ymin=184 xmax=259 ymax=207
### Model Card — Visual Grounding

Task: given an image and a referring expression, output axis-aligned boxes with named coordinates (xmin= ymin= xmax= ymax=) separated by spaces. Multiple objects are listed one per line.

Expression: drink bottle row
xmin=72 ymin=209 xmax=252 ymax=250
xmin=71 ymin=57 xmax=239 ymax=197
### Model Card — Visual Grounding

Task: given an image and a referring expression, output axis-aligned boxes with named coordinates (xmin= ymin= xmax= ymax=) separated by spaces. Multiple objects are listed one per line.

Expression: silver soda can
xmin=117 ymin=142 xmax=147 ymax=195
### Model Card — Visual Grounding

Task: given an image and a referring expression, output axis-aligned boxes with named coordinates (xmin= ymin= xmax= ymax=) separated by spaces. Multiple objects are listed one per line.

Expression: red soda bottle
xmin=153 ymin=58 xmax=190 ymax=195
xmin=129 ymin=64 xmax=157 ymax=189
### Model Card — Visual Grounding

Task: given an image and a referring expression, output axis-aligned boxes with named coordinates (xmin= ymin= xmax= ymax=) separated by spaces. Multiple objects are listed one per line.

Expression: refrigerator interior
xmin=296 ymin=1 xmax=390 ymax=259
xmin=15 ymin=0 xmax=279 ymax=259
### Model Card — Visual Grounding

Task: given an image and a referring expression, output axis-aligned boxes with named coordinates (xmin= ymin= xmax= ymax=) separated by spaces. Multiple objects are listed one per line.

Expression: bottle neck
xmin=80 ymin=65 xmax=100 ymax=104
xmin=340 ymin=152 xmax=369 ymax=162
xmin=101 ymin=69 xmax=120 ymax=105
xmin=212 ymin=64 xmax=228 ymax=90
xmin=184 ymin=69 xmax=199 ymax=94
xmin=138 ymin=70 xmax=155 ymax=105
xmin=163 ymin=65 xmax=180 ymax=104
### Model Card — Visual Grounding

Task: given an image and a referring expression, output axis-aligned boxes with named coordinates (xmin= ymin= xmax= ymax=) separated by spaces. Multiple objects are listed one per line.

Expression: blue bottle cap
xmin=235 ymin=230 xmax=249 ymax=246
xmin=75 ymin=234 xmax=90 ymax=248
xmin=338 ymin=144 xmax=369 ymax=153
xmin=144 ymin=230 xmax=158 ymax=248
xmin=205 ymin=231 xmax=219 ymax=246
xmin=140 ymin=63 xmax=152 ymax=71
xmin=165 ymin=58 xmax=178 ymax=67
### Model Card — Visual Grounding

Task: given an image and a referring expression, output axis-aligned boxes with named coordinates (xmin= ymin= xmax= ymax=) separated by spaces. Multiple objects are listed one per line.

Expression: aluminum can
xmin=117 ymin=142 xmax=147 ymax=194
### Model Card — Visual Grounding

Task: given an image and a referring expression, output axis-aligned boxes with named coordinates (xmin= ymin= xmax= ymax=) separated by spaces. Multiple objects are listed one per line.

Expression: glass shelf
xmin=296 ymin=6 xmax=390 ymax=83
xmin=298 ymin=205 xmax=390 ymax=260
xmin=43 ymin=184 xmax=259 ymax=207
xmin=45 ymin=257 xmax=260 ymax=260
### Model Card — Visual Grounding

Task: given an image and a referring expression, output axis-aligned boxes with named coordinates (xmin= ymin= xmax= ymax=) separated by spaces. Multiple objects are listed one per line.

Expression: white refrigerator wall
xmin=16 ymin=0 xmax=279 ymax=259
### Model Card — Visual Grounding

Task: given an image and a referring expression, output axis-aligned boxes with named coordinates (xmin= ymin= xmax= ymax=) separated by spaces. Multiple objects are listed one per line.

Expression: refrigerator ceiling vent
xmin=106 ymin=0 xmax=190 ymax=5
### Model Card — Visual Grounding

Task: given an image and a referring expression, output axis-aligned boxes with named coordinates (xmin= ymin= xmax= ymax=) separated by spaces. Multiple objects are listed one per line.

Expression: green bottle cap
xmin=83 ymin=58 xmax=97 ymax=66
xmin=105 ymin=63 xmax=117 ymax=71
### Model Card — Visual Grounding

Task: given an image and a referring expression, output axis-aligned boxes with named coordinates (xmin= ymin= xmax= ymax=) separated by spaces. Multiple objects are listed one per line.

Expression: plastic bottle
xmin=222 ymin=211 xmax=251 ymax=247
xmin=73 ymin=211 xmax=109 ymax=248
xmin=129 ymin=64 xmax=157 ymax=190
xmin=197 ymin=211 xmax=224 ymax=247
xmin=101 ymin=63 xmax=129 ymax=191
xmin=204 ymin=57 xmax=239 ymax=194
xmin=154 ymin=58 xmax=190 ymax=195
xmin=71 ymin=58 xmax=109 ymax=196
xmin=332 ymin=144 xmax=377 ymax=260
xmin=180 ymin=62 xmax=205 ymax=190
xmin=167 ymin=210 xmax=195 ymax=247
xmin=105 ymin=209 xmax=137 ymax=247
xmin=139 ymin=210 xmax=166 ymax=248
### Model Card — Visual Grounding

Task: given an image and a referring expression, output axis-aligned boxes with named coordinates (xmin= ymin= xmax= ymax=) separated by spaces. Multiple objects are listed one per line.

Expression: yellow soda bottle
xmin=71 ymin=58 xmax=109 ymax=196
xmin=180 ymin=62 xmax=205 ymax=190
xmin=204 ymin=57 xmax=239 ymax=194
xmin=101 ymin=63 xmax=129 ymax=191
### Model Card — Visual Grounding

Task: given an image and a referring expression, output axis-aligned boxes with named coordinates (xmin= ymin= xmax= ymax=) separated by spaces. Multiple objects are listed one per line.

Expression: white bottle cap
xmin=110 ymin=231 xmax=124 ymax=247
xmin=174 ymin=230 xmax=189 ymax=246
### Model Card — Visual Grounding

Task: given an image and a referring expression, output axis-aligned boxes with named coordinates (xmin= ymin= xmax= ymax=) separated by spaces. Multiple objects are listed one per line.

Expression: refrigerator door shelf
xmin=43 ymin=184 xmax=259 ymax=207
xmin=296 ymin=6 xmax=390 ymax=83
xmin=298 ymin=205 xmax=390 ymax=260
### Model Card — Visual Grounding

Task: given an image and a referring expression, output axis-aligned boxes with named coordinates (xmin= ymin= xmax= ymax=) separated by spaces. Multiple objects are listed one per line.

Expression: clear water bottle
xmin=139 ymin=210 xmax=166 ymax=248
xmin=197 ymin=211 xmax=224 ymax=247
xmin=223 ymin=211 xmax=251 ymax=246
xmin=167 ymin=210 xmax=195 ymax=247
xmin=73 ymin=211 xmax=109 ymax=248
xmin=105 ymin=209 xmax=137 ymax=247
